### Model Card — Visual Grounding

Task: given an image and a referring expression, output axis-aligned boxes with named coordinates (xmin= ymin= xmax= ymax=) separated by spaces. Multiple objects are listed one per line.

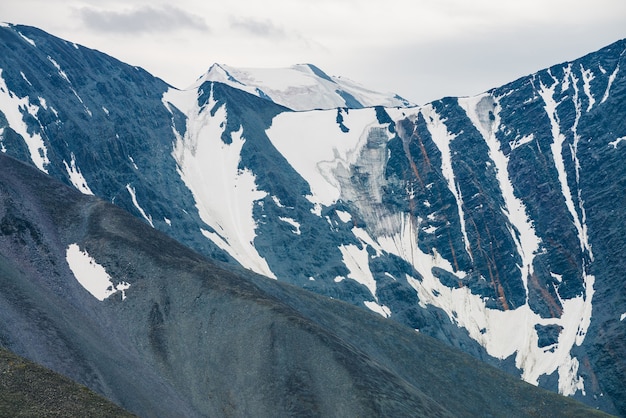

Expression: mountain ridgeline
xmin=0 ymin=23 xmax=625 ymax=415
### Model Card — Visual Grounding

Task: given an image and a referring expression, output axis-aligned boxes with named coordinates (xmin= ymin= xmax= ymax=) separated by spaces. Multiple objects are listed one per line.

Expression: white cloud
xmin=1 ymin=0 xmax=625 ymax=102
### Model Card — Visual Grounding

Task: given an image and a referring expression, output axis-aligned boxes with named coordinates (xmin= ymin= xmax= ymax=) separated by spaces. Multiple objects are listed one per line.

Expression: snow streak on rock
xmin=601 ymin=63 xmax=620 ymax=103
xmin=64 ymin=153 xmax=94 ymax=195
xmin=458 ymin=94 xmax=540 ymax=295
xmin=46 ymin=55 xmax=91 ymax=117
xmin=538 ymin=72 xmax=593 ymax=259
xmin=126 ymin=184 xmax=154 ymax=228
xmin=0 ymin=69 xmax=49 ymax=172
xmin=421 ymin=105 xmax=473 ymax=261
xmin=163 ymin=85 xmax=276 ymax=279
xmin=579 ymin=65 xmax=596 ymax=112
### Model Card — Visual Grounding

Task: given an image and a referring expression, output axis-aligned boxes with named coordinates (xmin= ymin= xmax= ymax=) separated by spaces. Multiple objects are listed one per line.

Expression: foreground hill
xmin=0 ymin=347 xmax=135 ymax=417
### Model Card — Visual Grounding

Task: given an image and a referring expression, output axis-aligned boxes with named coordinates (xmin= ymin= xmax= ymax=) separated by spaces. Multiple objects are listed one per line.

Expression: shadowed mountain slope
xmin=0 ymin=347 xmax=135 ymax=417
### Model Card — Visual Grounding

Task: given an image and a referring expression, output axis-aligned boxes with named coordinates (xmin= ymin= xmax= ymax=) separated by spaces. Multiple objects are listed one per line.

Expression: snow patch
xmin=352 ymin=227 xmax=382 ymax=257
xmin=364 ymin=301 xmax=391 ymax=318
xmin=339 ymin=244 xmax=376 ymax=300
xmin=621 ymin=313 xmax=626 ymax=321
xmin=336 ymin=210 xmax=352 ymax=223
xmin=422 ymin=225 xmax=437 ymax=234
xmin=47 ymin=56 xmax=71 ymax=84
xmin=609 ymin=136 xmax=626 ymax=148
xmin=63 ymin=153 xmax=94 ymax=195
xmin=601 ymin=64 xmax=619 ymax=104
xmin=20 ymin=72 xmax=32 ymax=86
xmin=66 ymin=244 xmax=130 ymax=301
xmin=0 ymin=69 xmax=50 ymax=172
xmin=579 ymin=65 xmax=596 ymax=112
xmin=129 ymin=155 xmax=139 ymax=170
xmin=510 ymin=134 xmax=535 ymax=150
xmin=266 ymin=107 xmax=381 ymax=207
xmin=279 ymin=216 xmax=301 ymax=235
xmin=17 ymin=31 xmax=36 ymax=47
xmin=272 ymin=195 xmax=285 ymax=208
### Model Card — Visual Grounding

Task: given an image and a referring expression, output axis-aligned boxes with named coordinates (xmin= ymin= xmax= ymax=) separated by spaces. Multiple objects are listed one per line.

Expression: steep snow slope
xmin=163 ymin=83 xmax=277 ymax=278
xmin=200 ymin=63 xmax=414 ymax=110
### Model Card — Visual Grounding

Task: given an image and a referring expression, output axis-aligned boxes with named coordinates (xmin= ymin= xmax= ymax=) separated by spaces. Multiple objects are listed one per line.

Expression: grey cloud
xmin=341 ymin=20 xmax=626 ymax=105
xmin=78 ymin=5 xmax=210 ymax=34
xmin=229 ymin=17 xmax=286 ymax=38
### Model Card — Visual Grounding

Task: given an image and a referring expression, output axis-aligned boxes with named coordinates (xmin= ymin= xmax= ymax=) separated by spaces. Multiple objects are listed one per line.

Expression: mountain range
xmin=0 ymin=22 xmax=625 ymax=416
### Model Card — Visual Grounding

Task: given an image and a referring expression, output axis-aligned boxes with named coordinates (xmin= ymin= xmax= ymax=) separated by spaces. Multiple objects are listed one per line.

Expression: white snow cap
xmin=198 ymin=63 xmax=414 ymax=111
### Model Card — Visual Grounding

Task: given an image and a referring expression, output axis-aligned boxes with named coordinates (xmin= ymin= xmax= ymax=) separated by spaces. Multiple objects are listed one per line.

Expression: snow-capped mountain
xmin=1 ymin=23 xmax=625 ymax=416
xmin=200 ymin=63 xmax=414 ymax=110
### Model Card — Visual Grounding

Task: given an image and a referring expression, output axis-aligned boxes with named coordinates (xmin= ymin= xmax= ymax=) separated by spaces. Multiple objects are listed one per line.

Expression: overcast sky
xmin=3 ymin=0 xmax=626 ymax=104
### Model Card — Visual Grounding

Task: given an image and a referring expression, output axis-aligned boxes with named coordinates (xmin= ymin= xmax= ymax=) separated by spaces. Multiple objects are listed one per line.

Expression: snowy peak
xmin=199 ymin=63 xmax=414 ymax=111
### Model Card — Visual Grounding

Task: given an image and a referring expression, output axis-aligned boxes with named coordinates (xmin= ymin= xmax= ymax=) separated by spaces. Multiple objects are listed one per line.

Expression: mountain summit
xmin=199 ymin=63 xmax=414 ymax=110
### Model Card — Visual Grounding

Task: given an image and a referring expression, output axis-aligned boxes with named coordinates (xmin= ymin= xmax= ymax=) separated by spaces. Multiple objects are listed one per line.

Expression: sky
xmin=2 ymin=0 xmax=626 ymax=104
